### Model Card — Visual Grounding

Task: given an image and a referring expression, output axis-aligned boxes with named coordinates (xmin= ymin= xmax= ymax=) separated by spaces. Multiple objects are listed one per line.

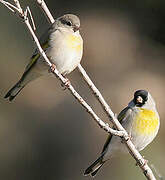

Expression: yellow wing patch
xmin=66 ymin=34 xmax=82 ymax=52
xmin=42 ymin=41 xmax=49 ymax=49
xmin=26 ymin=41 xmax=49 ymax=71
xmin=134 ymin=108 xmax=159 ymax=135
xmin=26 ymin=53 xmax=40 ymax=71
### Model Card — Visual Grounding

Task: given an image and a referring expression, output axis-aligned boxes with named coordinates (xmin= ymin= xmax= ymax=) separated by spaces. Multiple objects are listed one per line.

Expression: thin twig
xmin=13 ymin=0 xmax=22 ymax=13
xmin=26 ymin=6 xmax=36 ymax=31
xmin=0 ymin=0 xmax=19 ymax=12
xmin=35 ymin=1 xmax=157 ymax=180
xmin=37 ymin=0 xmax=54 ymax=24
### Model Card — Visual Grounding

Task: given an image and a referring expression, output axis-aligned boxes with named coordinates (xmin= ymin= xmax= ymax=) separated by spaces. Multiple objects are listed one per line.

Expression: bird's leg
xmin=49 ymin=63 xmax=56 ymax=73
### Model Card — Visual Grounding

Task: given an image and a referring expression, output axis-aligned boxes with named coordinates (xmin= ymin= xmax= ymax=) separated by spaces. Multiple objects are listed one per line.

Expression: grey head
xmin=56 ymin=14 xmax=80 ymax=32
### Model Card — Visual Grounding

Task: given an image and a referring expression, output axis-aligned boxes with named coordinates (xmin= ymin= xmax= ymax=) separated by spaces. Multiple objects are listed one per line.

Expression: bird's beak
xmin=136 ymin=96 xmax=143 ymax=104
xmin=73 ymin=25 xmax=79 ymax=32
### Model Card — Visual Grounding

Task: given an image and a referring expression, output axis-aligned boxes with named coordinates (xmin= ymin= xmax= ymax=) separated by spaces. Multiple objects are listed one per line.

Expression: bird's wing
xmin=101 ymin=106 xmax=132 ymax=154
xmin=118 ymin=106 xmax=132 ymax=124
xmin=24 ymin=22 xmax=57 ymax=74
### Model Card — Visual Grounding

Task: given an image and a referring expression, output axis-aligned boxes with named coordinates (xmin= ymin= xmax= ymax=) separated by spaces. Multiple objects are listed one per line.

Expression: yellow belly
xmin=66 ymin=34 xmax=83 ymax=52
xmin=133 ymin=108 xmax=159 ymax=135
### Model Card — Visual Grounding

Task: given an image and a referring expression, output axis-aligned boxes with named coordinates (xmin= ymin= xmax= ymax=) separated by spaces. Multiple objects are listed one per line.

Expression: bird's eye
xmin=66 ymin=21 xmax=72 ymax=26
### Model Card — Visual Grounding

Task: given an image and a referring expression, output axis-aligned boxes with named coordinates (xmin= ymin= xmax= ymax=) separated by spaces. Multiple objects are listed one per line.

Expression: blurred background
xmin=0 ymin=0 xmax=165 ymax=179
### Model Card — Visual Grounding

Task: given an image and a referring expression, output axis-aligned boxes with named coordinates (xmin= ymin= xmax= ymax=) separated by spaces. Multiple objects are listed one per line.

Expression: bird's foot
xmin=121 ymin=135 xmax=132 ymax=143
xmin=49 ymin=63 xmax=56 ymax=73
xmin=136 ymin=158 xmax=148 ymax=167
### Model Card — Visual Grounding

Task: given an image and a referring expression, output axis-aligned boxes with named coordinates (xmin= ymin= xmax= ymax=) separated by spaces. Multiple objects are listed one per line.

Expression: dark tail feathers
xmin=4 ymin=80 xmax=25 ymax=101
xmin=84 ymin=155 xmax=105 ymax=177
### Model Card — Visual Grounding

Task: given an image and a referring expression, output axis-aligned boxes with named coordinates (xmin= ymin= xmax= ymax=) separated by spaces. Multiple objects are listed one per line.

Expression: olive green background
xmin=0 ymin=0 xmax=165 ymax=179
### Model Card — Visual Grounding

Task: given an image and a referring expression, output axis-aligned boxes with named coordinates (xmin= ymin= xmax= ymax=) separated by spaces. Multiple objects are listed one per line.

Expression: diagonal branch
xmin=35 ymin=1 xmax=157 ymax=180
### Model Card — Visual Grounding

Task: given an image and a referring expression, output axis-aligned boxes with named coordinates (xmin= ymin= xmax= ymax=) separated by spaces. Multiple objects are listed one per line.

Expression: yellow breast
xmin=133 ymin=108 xmax=159 ymax=135
xmin=66 ymin=34 xmax=83 ymax=52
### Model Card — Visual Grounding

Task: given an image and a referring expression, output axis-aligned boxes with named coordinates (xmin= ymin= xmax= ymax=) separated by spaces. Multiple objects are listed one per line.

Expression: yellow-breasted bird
xmin=4 ymin=14 xmax=83 ymax=101
xmin=84 ymin=90 xmax=160 ymax=177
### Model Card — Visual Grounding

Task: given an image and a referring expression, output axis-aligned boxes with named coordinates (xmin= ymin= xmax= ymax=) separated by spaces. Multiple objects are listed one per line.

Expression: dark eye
xmin=66 ymin=21 xmax=72 ymax=26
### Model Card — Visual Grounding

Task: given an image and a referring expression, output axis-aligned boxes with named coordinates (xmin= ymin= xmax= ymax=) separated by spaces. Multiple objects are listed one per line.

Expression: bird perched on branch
xmin=84 ymin=90 xmax=160 ymax=177
xmin=4 ymin=14 xmax=83 ymax=101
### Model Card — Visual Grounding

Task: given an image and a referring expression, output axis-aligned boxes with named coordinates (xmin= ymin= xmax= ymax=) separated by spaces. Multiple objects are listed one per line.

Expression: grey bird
xmin=5 ymin=14 xmax=83 ymax=101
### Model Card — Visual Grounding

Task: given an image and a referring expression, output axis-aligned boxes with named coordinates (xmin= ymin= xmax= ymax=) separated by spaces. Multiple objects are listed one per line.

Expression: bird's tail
xmin=4 ymin=65 xmax=42 ymax=101
xmin=84 ymin=155 xmax=105 ymax=177
xmin=4 ymin=79 xmax=25 ymax=101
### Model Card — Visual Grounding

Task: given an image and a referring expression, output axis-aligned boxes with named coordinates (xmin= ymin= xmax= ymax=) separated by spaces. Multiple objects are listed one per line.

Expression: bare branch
xmin=0 ymin=0 xmax=19 ymax=12
xmin=35 ymin=1 xmax=158 ymax=180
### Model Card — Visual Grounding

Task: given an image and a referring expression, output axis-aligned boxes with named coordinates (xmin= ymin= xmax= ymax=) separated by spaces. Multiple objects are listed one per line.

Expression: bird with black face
xmin=84 ymin=90 xmax=160 ymax=177
xmin=5 ymin=14 xmax=83 ymax=101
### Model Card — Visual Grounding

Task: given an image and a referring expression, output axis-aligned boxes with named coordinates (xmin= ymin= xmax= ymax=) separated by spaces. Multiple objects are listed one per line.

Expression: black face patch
xmin=133 ymin=90 xmax=148 ymax=107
